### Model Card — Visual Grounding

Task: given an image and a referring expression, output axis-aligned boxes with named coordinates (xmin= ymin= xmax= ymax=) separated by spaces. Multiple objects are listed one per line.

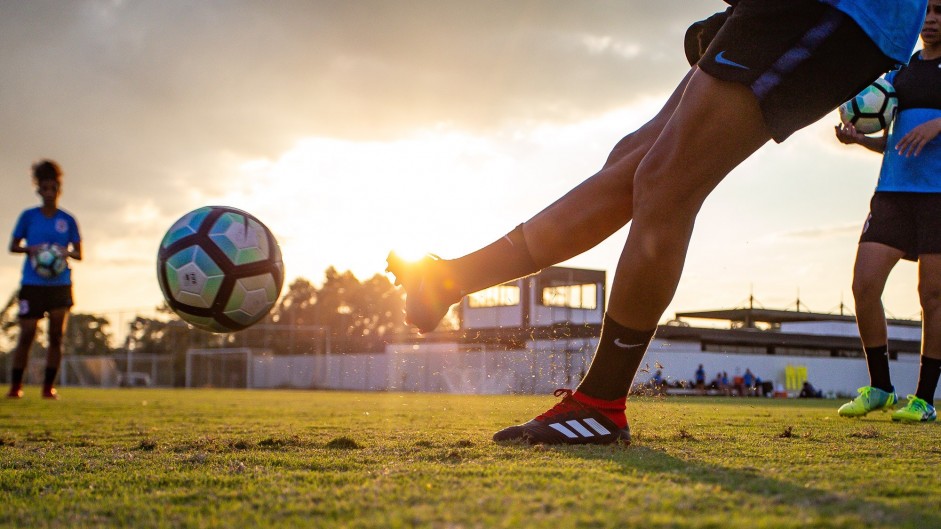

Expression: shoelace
xmin=904 ymin=395 xmax=927 ymax=412
xmin=536 ymin=389 xmax=581 ymax=420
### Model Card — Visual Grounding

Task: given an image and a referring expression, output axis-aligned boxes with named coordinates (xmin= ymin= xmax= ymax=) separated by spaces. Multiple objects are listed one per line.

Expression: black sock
xmin=576 ymin=314 xmax=655 ymax=400
xmin=43 ymin=367 xmax=58 ymax=387
xmin=11 ymin=368 xmax=24 ymax=386
xmin=864 ymin=345 xmax=893 ymax=392
xmin=450 ymin=224 xmax=540 ymax=294
xmin=915 ymin=356 xmax=941 ymax=406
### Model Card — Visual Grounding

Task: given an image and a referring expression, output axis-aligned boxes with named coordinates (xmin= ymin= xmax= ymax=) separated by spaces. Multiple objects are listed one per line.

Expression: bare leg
xmin=607 ymin=70 xmax=770 ymax=329
xmin=914 ymin=254 xmax=941 ymax=406
xmin=522 ymin=68 xmax=695 ymax=267
xmin=10 ymin=318 xmax=38 ymax=371
xmin=388 ymin=69 xmax=695 ymax=332
xmin=43 ymin=308 xmax=69 ymax=398
xmin=852 ymin=242 xmax=903 ymax=347
xmin=7 ymin=318 xmax=37 ymax=398
xmin=46 ymin=308 xmax=68 ymax=372
xmin=918 ymin=255 xmax=941 ymax=361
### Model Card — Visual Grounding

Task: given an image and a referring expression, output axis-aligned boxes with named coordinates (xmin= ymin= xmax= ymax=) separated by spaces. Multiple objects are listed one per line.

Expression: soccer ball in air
xmin=31 ymin=244 xmax=67 ymax=279
xmin=156 ymin=206 xmax=284 ymax=333
xmin=838 ymin=78 xmax=898 ymax=134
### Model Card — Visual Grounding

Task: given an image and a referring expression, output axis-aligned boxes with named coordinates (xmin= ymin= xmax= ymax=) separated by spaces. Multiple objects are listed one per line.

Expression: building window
xmin=774 ymin=347 xmax=832 ymax=357
xmin=541 ymin=284 xmax=597 ymax=310
xmin=467 ymin=285 xmax=520 ymax=308
xmin=703 ymin=343 xmax=767 ymax=355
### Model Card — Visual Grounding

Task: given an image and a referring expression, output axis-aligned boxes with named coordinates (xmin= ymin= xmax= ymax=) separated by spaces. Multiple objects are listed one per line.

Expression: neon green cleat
xmin=838 ymin=386 xmax=897 ymax=417
xmin=891 ymin=395 xmax=937 ymax=423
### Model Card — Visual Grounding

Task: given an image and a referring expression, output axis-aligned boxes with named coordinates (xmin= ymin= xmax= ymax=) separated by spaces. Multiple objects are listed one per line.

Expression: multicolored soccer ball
xmin=31 ymin=244 xmax=67 ymax=279
xmin=838 ymin=78 xmax=898 ymax=134
xmin=157 ymin=206 xmax=284 ymax=333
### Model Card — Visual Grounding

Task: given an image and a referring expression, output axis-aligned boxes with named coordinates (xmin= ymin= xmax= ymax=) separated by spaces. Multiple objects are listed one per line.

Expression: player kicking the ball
xmin=387 ymin=0 xmax=926 ymax=444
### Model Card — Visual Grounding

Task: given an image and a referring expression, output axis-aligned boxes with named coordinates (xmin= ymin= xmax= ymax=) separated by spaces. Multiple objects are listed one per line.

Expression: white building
xmin=378 ymin=267 xmax=928 ymax=398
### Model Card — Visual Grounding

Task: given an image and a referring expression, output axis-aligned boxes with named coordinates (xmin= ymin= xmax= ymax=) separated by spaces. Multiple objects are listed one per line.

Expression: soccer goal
xmin=185 ymin=348 xmax=270 ymax=388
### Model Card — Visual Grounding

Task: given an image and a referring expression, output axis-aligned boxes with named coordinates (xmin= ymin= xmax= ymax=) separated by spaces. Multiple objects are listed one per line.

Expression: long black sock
xmin=450 ymin=224 xmax=540 ymax=294
xmin=915 ymin=356 xmax=941 ymax=406
xmin=43 ymin=367 xmax=58 ymax=387
xmin=576 ymin=314 xmax=655 ymax=400
xmin=11 ymin=368 xmax=24 ymax=386
xmin=864 ymin=345 xmax=893 ymax=392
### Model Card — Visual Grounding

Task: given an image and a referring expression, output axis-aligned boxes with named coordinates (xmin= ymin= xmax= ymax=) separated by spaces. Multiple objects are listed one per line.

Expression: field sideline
xmin=1 ymin=388 xmax=940 ymax=529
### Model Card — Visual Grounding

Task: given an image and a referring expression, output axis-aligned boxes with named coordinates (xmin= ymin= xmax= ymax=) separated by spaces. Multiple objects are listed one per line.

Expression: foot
xmin=837 ymin=386 xmax=897 ymax=417
xmin=891 ymin=395 xmax=937 ymax=423
xmin=385 ymin=251 xmax=464 ymax=333
xmin=493 ymin=389 xmax=631 ymax=445
xmin=6 ymin=386 xmax=23 ymax=399
xmin=41 ymin=387 xmax=58 ymax=400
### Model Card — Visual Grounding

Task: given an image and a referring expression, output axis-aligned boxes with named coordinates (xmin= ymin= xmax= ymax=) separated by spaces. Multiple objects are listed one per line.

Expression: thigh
xmin=47 ymin=308 xmax=70 ymax=338
xmin=633 ymin=68 xmax=770 ymax=211
xmin=854 ymin=242 xmax=904 ymax=287
xmin=919 ymin=254 xmax=941 ymax=296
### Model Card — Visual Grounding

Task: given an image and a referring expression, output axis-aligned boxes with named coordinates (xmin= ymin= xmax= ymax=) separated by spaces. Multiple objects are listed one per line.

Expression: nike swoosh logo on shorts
xmin=715 ymin=50 xmax=749 ymax=70
xmin=613 ymin=339 xmax=645 ymax=349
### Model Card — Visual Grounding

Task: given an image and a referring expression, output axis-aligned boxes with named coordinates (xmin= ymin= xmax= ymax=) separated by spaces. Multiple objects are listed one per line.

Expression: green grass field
xmin=1 ymin=388 xmax=940 ymax=529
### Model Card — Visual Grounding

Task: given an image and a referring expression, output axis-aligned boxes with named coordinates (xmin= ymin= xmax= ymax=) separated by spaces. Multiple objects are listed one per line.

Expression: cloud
xmin=0 ymin=0 xmax=741 ymax=313
xmin=775 ymin=222 xmax=863 ymax=241
xmin=0 ymin=0 xmax=717 ymax=214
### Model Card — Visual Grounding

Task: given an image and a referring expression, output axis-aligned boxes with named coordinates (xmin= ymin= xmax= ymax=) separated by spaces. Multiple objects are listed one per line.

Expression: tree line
xmin=0 ymin=266 xmax=424 ymax=360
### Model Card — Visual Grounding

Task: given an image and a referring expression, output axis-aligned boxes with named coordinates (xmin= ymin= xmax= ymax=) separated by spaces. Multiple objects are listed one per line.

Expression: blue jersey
xmin=876 ymin=52 xmax=941 ymax=192
xmin=12 ymin=207 xmax=81 ymax=286
xmin=819 ymin=0 xmax=926 ymax=64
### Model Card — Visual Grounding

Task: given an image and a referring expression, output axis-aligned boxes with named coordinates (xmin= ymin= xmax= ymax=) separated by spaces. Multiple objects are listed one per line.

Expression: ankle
xmin=573 ymin=390 xmax=627 ymax=429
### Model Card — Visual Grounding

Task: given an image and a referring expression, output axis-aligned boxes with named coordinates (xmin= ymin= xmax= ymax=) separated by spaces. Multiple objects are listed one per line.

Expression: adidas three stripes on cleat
xmin=493 ymin=389 xmax=631 ymax=445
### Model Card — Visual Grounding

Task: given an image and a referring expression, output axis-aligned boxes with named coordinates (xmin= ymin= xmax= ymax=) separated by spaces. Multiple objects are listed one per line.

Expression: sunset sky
xmin=0 ymin=1 xmax=926 ymax=325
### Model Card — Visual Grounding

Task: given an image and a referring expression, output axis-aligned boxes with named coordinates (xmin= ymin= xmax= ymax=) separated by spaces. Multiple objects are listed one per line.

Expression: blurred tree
xmin=268 ymin=268 xmax=406 ymax=354
xmin=271 ymin=278 xmax=318 ymax=327
xmin=66 ymin=313 xmax=114 ymax=356
xmin=313 ymin=267 xmax=406 ymax=353
xmin=0 ymin=291 xmax=18 ymax=354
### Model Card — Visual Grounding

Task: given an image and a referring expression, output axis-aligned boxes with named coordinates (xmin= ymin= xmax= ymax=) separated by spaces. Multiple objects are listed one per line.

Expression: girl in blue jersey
xmin=836 ymin=0 xmax=941 ymax=422
xmin=387 ymin=0 xmax=926 ymax=444
xmin=6 ymin=160 xmax=82 ymax=399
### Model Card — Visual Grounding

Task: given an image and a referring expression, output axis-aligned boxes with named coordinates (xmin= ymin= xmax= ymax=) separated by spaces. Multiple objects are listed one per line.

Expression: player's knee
xmin=852 ymin=276 xmax=881 ymax=307
xmin=918 ymin=282 xmax=941 ymax=314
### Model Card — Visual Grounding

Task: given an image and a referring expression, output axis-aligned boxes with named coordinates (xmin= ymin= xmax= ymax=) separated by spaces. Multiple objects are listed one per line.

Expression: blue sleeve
xmin=11 ymin=211 xmax=28 ymax=240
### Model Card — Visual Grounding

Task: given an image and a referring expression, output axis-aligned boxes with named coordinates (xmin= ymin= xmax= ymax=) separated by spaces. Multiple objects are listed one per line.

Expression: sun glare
xmin=201 ymin=100 xmax=663 ymax=288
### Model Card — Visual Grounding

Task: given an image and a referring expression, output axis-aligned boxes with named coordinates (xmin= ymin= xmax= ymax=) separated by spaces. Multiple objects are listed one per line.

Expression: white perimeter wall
xmin=246 ymin=336 xmax=935 ymax=399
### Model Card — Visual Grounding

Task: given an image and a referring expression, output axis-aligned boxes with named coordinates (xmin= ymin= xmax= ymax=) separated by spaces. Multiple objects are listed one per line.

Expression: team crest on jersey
xmin=55 ymin=218 xmax=68 ymax=233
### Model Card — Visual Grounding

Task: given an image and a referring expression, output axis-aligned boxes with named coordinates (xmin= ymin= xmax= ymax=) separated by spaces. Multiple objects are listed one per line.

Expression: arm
xmin=895 ymin=117 xmax=941 ymax=157
xmin=834 ymin=123 xmax=887 ymax=153
xmin=7 ymin=237 xmax=40 ymax=256
xmin=66 ymin=241 xmax=82 ymax=261
xmin=9 ymin=236 xmax=27 ymax=255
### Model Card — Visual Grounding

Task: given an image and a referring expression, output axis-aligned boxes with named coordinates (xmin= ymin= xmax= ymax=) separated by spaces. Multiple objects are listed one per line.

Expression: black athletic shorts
xmin=17 ymin=285 xmax=73 ymax=320
xmin=685 ymin=8 xmax=732 ymax=66
xmin=696 ymin=0 xmax=896 ymax=142
xmin=859 ymin=192 xmax=941 ymax=261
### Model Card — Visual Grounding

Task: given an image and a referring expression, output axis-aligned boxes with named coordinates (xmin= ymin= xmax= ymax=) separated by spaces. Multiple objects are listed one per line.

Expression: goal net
xmin=185 ymin=348 xmax=270 ymax=388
